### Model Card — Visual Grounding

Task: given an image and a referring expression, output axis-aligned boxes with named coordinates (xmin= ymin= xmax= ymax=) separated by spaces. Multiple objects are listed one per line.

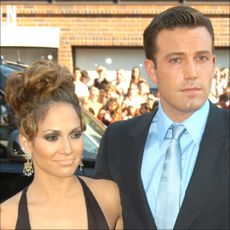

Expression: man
xmin=94 ymin=65 xmax=109 ymax=90
xmin=94 ymin=5 xmax=229 ymax=230
xmin=73 ymin=67 xmax=89 ymax=102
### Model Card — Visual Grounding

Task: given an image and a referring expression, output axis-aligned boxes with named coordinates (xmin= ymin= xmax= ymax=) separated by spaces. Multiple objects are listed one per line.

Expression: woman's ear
xmin=19 ymin=134 xmax=32 ymax=154
xmin=144 ymin=59 xmax=158 ymax=85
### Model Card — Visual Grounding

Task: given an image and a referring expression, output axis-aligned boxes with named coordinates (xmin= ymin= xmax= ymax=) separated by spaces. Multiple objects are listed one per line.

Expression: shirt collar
xmin=183 ymin=100 xmax=210 ymax=146
xmin=155 ymin=100 xmax=210 ymax=146
xmin=155 ymin=103 xmax=173 ymax=144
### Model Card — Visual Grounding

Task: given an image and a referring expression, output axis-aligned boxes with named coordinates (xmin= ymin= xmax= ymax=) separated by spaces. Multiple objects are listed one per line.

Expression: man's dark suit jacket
xmin=94 ymin=102 xmax=229 ymax=230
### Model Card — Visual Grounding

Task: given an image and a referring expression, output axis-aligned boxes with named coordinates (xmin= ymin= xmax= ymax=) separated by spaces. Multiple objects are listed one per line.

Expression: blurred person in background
xmin=73 ymin=67 xmax=89 ymax=103
xmin=97 ymin=98 xmax=122 ymax=126
xmin=139 ymin=102 xmax=151 ymax=115
xmin=216 ymin=93 xmax=230 ymax=109
xmin=122 ymin=83 xmax=145 ymax=110
xmin=95 ymin=5 xmax=229 ymax=230
xmin=98 ymin=88 xmax=108 ymax=106
xmin=94 ymin=65 xmax=109 ymax=91
xmin=112 ymin=68 xmax=130 ymax=96
xmin=80 ymin=69 xmax=90 ymax=85
xmin=86 ymin=86 xmax=102 ymax=117
xmin=147 ymin=93 xmax=159 ymax=111
xmin=0 ymin=61 xmax=123 ymax=230
xmin=138 ymin=79 xmax=151 ymax=102
xmin=121 ymin=105 xmax=139 ymax=120
xmin=129 ymin=66 xmax=145 ymax=86
xmin=210 ymin=67 xmax=229 ymax=104
xmin=217 ymin=67 xmax=229 ymax=94
xmin=105 ymin=83 xmax=120 ymax=100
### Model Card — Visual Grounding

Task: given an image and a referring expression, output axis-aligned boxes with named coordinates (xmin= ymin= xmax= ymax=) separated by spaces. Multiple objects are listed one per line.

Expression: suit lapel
xmin=175 ymin=104 xmax=229 ymax=229
xmin=121 ymin=111 xmax=157 ymax=229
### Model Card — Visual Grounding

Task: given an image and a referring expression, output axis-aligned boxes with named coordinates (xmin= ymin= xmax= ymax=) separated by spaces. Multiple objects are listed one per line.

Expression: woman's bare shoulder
xmin=79 ymin=176 xmax=121 ymax=210
xmin=79 ymin=176 xmax=119 ymax=196
xmin=0 ymin=191 xmax=22 ymax=229
xmin=78 ymin=177 xmax=123 ymax=229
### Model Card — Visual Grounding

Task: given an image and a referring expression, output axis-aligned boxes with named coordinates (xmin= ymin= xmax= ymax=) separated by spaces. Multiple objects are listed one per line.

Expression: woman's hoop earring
xmin=23 ymin=152 xmax=34 ymax=176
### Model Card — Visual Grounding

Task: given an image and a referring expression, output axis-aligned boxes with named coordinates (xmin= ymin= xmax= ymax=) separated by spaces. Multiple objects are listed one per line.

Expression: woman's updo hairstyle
xmin=5 ymin=60 xmax=85 ymax=140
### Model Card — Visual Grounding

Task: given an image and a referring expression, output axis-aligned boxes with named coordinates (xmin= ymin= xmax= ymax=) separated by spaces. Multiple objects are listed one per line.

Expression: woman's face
xmin=20 ymin=102 xmax=83 ymax=178
xmin=108 ymin=101 xmax=118 ymax=111
xmin=132 ymin=67 xmax=140 ymax=78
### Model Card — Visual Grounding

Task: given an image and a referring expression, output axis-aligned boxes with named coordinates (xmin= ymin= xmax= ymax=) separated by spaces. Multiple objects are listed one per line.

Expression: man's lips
xmin=180 ymin=87 xmax=201 ymax=93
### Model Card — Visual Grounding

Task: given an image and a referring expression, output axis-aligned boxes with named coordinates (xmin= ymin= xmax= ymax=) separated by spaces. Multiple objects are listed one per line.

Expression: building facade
xmin=1 ymin=0 xmax=229 ymax=83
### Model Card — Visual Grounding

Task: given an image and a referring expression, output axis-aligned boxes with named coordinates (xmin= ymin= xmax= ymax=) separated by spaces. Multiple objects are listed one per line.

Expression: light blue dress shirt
xmin=141 ymin=100 xmax=210 ymax=218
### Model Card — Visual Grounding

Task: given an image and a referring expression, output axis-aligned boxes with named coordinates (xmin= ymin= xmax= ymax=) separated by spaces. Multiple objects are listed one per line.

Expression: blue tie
xmin=155 ymin=124 xmax=185 ymax=230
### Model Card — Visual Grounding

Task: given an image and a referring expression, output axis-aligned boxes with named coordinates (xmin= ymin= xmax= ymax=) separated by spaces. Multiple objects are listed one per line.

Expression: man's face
xmin=145 ymin=27 xmax=216 ymax=122
xmin=74 ymin=69 xmax=81 ymax=81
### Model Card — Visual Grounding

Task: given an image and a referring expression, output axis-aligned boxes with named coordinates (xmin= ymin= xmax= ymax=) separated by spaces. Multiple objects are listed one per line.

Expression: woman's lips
xmin=54 ymin=159 xmax=75 ymax=166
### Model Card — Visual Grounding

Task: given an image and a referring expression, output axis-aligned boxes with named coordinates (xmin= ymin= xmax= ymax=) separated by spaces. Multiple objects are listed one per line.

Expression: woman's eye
xmin=44 ymin=135 xmax=58 ymax=142
xmin=71 ymin=132 xmax=82 ymax=139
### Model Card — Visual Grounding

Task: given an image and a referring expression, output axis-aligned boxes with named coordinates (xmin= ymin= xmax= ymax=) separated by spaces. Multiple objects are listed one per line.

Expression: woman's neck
xmin=28 ymin=174 xmax=79 ymax=203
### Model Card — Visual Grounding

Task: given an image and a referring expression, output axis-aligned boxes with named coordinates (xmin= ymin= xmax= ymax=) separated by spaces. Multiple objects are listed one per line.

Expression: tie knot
xmin=171 ymin=124 xmax=185 ymax=140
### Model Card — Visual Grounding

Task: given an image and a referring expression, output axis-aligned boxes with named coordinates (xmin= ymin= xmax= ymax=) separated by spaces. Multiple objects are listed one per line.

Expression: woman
xmin=129 ymin=66 xmax=144 ymax=86
xmin=0 ymin=61 xmax=123 ymax=229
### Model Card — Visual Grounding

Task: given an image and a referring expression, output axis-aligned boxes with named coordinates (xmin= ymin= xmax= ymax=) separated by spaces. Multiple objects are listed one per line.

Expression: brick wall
xmin=1 ymin=2 xmax=229 ymax=71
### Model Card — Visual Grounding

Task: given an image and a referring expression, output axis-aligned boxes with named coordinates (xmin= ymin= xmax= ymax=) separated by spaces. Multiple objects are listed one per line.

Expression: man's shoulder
xmin=207 ymin=103 xmax=229 ymax=136
xmin=107 ymin=111 xmax=155 ymax=136
xmin=210 ymin=103 xmax=229 ymax=123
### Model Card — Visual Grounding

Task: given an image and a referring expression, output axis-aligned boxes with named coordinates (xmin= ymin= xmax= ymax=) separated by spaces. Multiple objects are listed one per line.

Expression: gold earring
xmin=23 ymin=152 xmax=34 ymax=176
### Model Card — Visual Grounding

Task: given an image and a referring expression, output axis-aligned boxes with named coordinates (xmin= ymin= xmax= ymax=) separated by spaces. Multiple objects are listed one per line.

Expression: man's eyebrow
xmin=164 ymin=52 xmax=184 ymax=59
xmin=195 ymin=50 xmax=212 ymax=55
xmin=164 ymin=50 xmax=212 ymax=59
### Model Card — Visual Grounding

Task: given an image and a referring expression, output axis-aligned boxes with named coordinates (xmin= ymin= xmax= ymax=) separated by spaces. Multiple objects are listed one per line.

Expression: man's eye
xmin=169 ymin=58 xmax=181 ymax=63
xmin=197 ymin=56 xmax=208 ymax=62
xmin=71 ymin=132 xmax=82 ymax=139
xmin=44 ymin=135 xmax=58 ymax=142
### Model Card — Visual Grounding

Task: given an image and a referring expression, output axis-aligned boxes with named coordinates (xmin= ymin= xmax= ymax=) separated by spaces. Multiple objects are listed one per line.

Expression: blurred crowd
xmin=73 ymin=65 xmax=229 ymax=126
xmin=209 ymin=67 xmax=230 ymax=109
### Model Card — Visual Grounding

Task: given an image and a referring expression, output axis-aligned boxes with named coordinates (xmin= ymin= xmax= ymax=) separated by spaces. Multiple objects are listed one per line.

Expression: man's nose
xmin=184 ymin=60 xmax=198 ymax=80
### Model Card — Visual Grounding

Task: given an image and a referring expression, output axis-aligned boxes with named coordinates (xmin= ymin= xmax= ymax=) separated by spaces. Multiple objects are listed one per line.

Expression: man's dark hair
xmin=219 ymin=93 xmax=229 ymax=102
xmin=143 ymin=6 xmax=214 ymax=66
xmin=74 ymin=67 xmax=81 ymax=72
xmin=81 ymin=70 xmax=89 ymax=79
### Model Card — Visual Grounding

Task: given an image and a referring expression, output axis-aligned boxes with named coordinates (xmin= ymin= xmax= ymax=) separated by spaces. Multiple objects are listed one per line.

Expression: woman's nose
xmin=62 ymin=138 xmax=72 ymax=154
